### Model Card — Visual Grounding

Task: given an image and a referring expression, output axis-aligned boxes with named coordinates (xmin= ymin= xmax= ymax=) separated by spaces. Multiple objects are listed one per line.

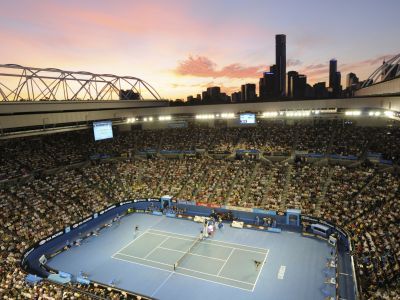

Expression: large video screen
xmin=239 ymin=113 xmax=256 ymax=124
xmin=93 ymin=121 xmax=113 ymax=141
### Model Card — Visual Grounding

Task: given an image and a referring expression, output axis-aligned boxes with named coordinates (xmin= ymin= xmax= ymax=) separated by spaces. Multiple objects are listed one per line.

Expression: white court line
xmin=252 ymin=249 xmax=269 ymax=292
xmin=151 ymin=271 xmax=174 ymax=297
xmin=217 ymin=248 xmax=235 ymax=276
xmin=177 ymin=265 xmax=254 ymax=285
xmin=111 ymin=254 xmax=252 ymax=292
xmin=149 ymin=228 xmax=268 ymax=252
xmin=114 ymin=251 xmax=254 ymax=286
xmin=158 ymin=246 xmax=226 ymax=262
xmin=112 ymin=255 xmax=171 ymax=273
xmin=112 ymin=229 xmax=150 ymax=256
xmin=339 ymin=272 xmax=352 ymax=276
xmin=144 ymin=237 xmax=170 ymax=259
xmin=148 ymin=229 xmax=267 ymax=255
xmin=115 ymin=252 xmax=173 ymax=268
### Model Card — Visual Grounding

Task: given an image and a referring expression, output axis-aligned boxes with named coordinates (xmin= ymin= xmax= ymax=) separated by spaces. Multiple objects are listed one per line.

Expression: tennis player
xmin=254 ymin=260 xmax=262 ymax=270
xmin=134 ymin=225 xmax=139 ymax=239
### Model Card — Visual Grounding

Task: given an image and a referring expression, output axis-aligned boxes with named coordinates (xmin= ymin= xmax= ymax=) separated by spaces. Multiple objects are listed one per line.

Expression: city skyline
xmin=1 ymin=0 xmax=399 ymax=99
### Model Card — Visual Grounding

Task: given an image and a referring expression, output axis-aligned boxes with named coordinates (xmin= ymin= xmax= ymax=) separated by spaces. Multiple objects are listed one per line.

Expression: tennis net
xmin=173 ymin=236 xmax=202 ymax=271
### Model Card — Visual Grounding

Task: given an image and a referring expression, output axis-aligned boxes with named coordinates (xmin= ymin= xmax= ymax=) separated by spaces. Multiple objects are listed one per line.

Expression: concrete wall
xmin=1 ymin=96 xmax=399 ymax=130
xmin=355 ymin=77 xmax=400 ymax=97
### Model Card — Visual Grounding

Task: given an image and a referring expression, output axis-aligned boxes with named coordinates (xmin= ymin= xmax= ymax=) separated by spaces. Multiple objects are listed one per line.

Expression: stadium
xmin=0 ymin=59 xmax=399 ymax=300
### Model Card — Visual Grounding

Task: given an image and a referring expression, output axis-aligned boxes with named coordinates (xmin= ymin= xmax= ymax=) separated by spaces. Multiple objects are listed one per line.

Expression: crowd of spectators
xmin=0 ymin=124 xmax=399 ymax=299
xmin=2 ymin=121 xmax=400 ymax=182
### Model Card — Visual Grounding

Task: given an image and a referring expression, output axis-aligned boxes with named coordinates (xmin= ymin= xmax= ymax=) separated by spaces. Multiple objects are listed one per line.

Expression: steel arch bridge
xmin=361 ymin=53 xmax=400 ymax=88
xmin=0 ymin=64 xmax=162 ymax=101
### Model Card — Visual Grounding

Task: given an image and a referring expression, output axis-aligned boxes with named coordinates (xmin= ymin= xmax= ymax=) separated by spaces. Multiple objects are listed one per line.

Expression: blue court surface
xmin=47 ymin=214 xmax=335 ymax=300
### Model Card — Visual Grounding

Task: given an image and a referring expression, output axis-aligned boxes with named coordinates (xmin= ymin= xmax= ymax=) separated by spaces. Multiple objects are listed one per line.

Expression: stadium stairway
xmin=279 ymin=163 xmax=293 ymax=210
xmin=315 ymin=166 xmax=334 ymax=217
xmin=154 ymin=159 xmax=172 ymax=196
xmin=241 ymin=162 xmax=261 ymax=204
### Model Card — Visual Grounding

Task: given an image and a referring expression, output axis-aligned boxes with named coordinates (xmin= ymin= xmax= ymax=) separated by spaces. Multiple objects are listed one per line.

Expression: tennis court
xmin=112 ymin=228 xmax=269 ymax=291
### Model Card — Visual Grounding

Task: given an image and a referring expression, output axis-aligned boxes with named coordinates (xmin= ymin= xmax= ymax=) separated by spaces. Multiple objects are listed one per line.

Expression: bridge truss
xmin=361 ymin=53 xmax=400 ymax=88
xmin=0 ymin=64 xmax=162 ymax=101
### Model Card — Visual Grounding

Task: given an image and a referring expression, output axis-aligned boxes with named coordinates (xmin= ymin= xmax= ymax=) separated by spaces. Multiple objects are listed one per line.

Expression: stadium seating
xmin=0 ymin=123 xmax=399 ymax=299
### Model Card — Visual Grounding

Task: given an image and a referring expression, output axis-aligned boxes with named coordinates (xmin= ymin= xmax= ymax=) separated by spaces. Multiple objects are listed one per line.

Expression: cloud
xmin=287 ymin=59 xmax=302 ymax=67
xmin=175 ymin=55 xmax=264 ymax=79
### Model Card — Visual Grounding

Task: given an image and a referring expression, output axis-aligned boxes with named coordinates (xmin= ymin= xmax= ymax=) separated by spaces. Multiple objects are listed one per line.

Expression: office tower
xmin=207 ymin=86 xmax=221 ymax=99
xmin=334 ymin=71 xmax=342 ymax=97
xmin=264 ymin=72 xmax=276 ymax=100
xmin=241 ymin=85 xmax=246 ymax=102
xmin=275 ymin=34 xmax=286 ymax=97
xmin=313 ymin=82 xmax=329 ymax=99
xmin=241 ymin=84 xmax=257 ymax=102
xmin=346 ymin=73 xmax=359 ymax=88
xmin=231 ymin=92 xmax=242 ymax=103
xmin=329 ymin=59 xmax=337 ymax=89
xmin=201 ymin=91 xmax=208 ymax=102
xmin=287 ymin=71 xmax=298 ymax=98
xmin=292 ymin=74 xmax=307 ymax=99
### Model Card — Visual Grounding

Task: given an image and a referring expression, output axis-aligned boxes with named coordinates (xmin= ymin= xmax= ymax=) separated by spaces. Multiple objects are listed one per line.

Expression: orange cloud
xmin=175 ymin=55 xmax=265 ymax=79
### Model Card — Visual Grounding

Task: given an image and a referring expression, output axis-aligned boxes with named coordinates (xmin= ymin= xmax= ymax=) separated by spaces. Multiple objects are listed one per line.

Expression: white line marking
xmin=277 ymin=265 xmax=286 ymax=280
xmin=111 ymin=254 xmax=253 ymax=292
xmin=217 ymin=248 xmax=235 ymax=276
xmin=339 ymin=272 xmax=352 ymax=276
xmin=148 ymin=229 xmax=267 ymax=254
xmin=111 ymin=255 xmax=172 ymax=273
xmin=158 ymin=246 xmax=226 ymax=262
xmin=115 ymin=251 xmax=253 ymax=285
xmin=149 ymin=228 xmax=268 ymax=252
xmin=112 ymin=229 xmax=150 ymax=255
xmin=174 ymin=265 xmax=254 ymax=285
xmin=144 ymin=237 xmax=170 ymax=259
xmin=151 ymin=271 xmax=174 ymax=297
xmin=252 ymin=249 xmax=269 ymax=291
xmin=115 ymin=252 xmax=173 ymax=268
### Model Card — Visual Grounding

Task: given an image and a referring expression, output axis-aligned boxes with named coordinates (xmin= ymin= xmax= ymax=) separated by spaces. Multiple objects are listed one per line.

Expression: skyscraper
xmin=259 ymin=70 xmax=276 ymax=100
xmin=287 ymin=71 xmax=298 ymax=98
xmin=241 ymin=84 xmax=257 ymax=102
xmin=329 ymin=59 xmax=337 ymax=89
xmin=346 ymin=73 xmax=359 ymax=89
xmin=329 ymin=59 xmax=342 ymax=98
xmin=275 ymin=34 xmax=286 ymax=98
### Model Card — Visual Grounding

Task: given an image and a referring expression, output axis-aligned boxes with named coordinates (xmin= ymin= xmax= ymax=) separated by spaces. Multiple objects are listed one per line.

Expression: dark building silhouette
xmin=313 ymin=82 xmax=329 ymax=99
xmin=345 ymin=73 xmax=360 ymax=97
xmin=275 ymin=34 xmax=286 ymax=98
xmin=329 ymin=59 xmax=337 ymax=89
xmin=201 ymin=91 xmax=208 ymax=101
xmin=231 ymin=91 xmax=242 ymax=103
xmin=259 ymin=71 xmax=276 ymax=100
xmin=329 ymin=59 xmax=342 ymax=97
xmin=292 ymin=74 xmax=307 ymax=99
xmin=119 ymin=90 xmax=140 ymax=100
xmin=241 ymin=84 xmax=257 ymax=101
xmin=346 ymin=72 xmax=359 ymax=88
xmin=287 ymin=71 xmax=298 ymax=98
xmin=207 ymin=86 xmax=221 ymax=99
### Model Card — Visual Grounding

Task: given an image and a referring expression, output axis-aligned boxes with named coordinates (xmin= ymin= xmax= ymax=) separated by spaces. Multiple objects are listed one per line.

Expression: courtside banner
xmin=196 ymin=202 xmax=221 ymax=208
xmin=177 ymin=200 xmax=196 ymax=206
xmin=134 ymin=199 xmax=148 ymax=202
xmin=253 ymin=208 xmax=277 ymax=215
xmin=147 ymin=198 xmax=161 ymax=202
xmin=223 ymin=205 xmax=253 ymax=212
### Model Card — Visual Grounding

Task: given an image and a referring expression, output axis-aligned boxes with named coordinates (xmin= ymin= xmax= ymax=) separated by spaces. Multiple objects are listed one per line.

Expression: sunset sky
xmin=1 ymin=0 xmax=399 ymax=99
